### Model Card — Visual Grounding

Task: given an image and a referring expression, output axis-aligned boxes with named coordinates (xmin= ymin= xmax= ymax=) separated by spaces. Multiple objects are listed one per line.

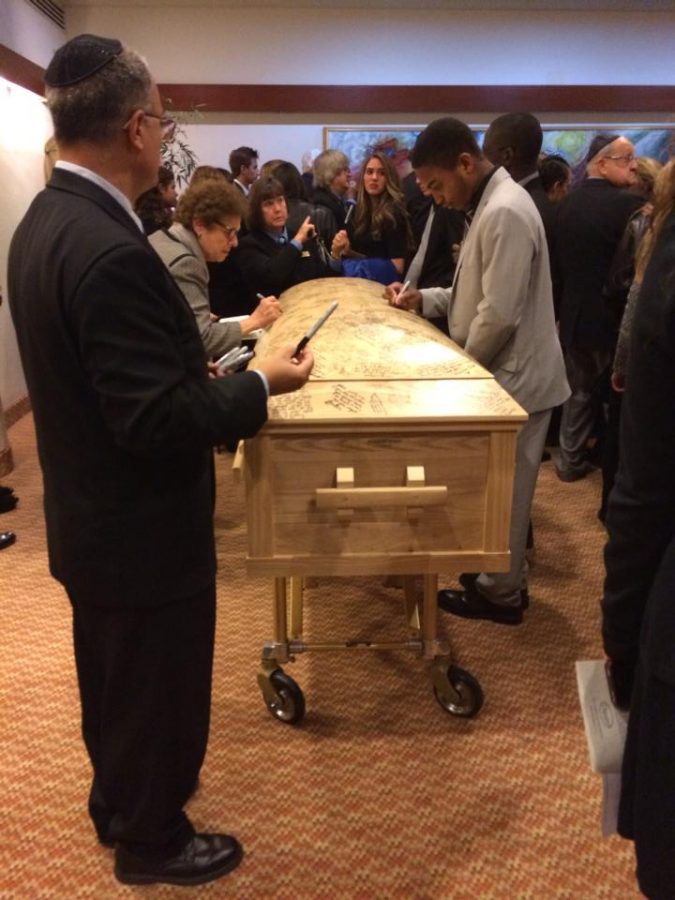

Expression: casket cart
xmin=241 ymin=278 xmax=526 ymax=724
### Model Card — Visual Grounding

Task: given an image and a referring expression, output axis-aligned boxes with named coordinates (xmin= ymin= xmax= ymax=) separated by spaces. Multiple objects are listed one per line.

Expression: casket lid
xmin=251 ymin=278 xmax=526 ymax=426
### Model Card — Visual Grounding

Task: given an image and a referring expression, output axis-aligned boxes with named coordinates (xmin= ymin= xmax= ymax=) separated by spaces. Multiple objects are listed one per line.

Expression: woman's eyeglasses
xmin=214 ymin=223 xmax=239 ymax=242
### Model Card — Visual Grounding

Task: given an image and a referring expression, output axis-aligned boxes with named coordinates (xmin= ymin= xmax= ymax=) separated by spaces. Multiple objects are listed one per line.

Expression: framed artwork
xmin=325 ymin=125 xmax=674 ymax=183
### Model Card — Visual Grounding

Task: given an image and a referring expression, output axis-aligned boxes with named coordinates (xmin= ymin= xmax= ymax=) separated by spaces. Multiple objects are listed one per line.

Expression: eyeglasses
xmin=142 ymin=111 xmax=177 ymax=141
xmin=214 ymin=222 xmax=239 ymax=241
xmin=605 ymin=153 xmax=637 ymax=166
xmin=123 ymin=109 xmax=176 ymax=141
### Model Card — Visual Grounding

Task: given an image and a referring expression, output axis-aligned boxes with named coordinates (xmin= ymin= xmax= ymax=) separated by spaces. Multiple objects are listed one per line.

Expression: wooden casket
xmin=242 ymin=277 xmax=526 ymax=723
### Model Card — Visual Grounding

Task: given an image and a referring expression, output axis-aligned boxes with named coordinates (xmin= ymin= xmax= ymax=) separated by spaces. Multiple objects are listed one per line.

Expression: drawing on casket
xmin=253 ymin=277 xmax=487 ymax=383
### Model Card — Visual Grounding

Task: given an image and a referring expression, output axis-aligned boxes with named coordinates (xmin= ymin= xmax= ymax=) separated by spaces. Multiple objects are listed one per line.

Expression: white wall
xmin=64 ymin=6 xmax=674 ymax=175
xmin=0 ymin=77 xmax=53 ymax=412
xmin=0 ymin=0 xmax=62 ymax=426
xmin=65 ymin=8 xmax=675 ymax=86
xmin=1 ymin=0 xmax=64 ymax=66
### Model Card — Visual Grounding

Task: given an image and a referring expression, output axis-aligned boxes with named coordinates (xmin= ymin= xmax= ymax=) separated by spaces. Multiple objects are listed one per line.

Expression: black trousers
xmin=619 ymin=662 xmax=675 ymax=900
xmin=67 ymin=581 xmax=216 ymax=854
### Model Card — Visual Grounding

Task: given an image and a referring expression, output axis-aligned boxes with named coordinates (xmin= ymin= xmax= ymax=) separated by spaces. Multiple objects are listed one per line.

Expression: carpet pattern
xmin=0 ymin=413 xmax=641 ymax=898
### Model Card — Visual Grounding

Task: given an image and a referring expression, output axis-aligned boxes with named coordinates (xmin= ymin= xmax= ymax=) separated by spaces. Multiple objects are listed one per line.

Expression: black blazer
xmin=555 ymin=178 xmax=642 ymax=350
xmin=236 ymin=228 xmax=338 ymax=302
xmin=311 ymin=187 xmax=348 ymax=240
xmin=602 ymin=212 xmax=675 ymax=672
xmin=8 ymin=169 xmax=267 ymax=608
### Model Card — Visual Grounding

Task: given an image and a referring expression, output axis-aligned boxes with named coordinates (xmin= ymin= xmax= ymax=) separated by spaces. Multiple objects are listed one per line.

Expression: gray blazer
xmin=150 ymin=224 xmax=242 ymax=358
xmin=421 ymin=167 xmax=569 ymax=414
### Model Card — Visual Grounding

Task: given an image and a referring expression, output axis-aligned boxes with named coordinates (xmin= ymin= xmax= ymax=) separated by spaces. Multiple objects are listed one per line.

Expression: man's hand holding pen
xmin=258 ymin=346 xmax=314 ymax=395
xmin=384 ymin=280 xmax=423 ymax=312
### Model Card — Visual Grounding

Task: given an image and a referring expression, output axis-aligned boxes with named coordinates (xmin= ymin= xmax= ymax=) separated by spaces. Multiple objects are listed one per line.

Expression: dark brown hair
xmin=247 ymin=176 xmax=286 ymax=232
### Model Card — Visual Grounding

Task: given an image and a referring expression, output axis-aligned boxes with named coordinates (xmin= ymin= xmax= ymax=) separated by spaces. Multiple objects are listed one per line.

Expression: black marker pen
xmin=294 ymin=301 xmax=339 ymax=357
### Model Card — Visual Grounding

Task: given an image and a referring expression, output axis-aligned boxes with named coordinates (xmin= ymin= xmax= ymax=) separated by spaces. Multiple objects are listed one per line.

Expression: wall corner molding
xmin=157 ymin=83 xmax=675 ymax=115
xmin=0 ymin=44 xmax=44 ymax=95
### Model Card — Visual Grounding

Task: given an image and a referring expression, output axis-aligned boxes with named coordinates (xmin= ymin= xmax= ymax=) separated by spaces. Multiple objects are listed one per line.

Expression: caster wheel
xmin=265 ymin=669 xmax=306 ymax=725
xmin=433 ymin=665 xmax=484 ymax=719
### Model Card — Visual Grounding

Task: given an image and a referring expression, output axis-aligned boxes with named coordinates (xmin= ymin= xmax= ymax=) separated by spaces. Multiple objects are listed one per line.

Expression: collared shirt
xmin=266 ymin=227 xmax=302 ymax=252
xmin=518 ymin=171 xmax=539 ymax=189
xmin=234 ymin=179 xmax=250 ymax=197
xmin=56 ymin=164 xmax=269 ymax=396
xmin=465 ymin=166 xmax=498 ymax=223
xmin=55 ymin=160 xmax=144 ymax=232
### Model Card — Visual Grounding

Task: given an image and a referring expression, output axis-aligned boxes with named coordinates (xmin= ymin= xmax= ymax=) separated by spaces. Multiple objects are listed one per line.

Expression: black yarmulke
xmin=585 ymin=133 xmax=620 ymax=163
xmin=44 ymin=34 xmax=123 ymax=88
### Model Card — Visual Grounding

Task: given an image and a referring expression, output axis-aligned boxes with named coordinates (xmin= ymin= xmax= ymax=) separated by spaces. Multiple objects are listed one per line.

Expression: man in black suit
xmin=604 ymin=205 xmax=675 ymax=897
xmin=229 ymin=145 xmax=259 ymax=196
xmin=8 ymin=34 xmax=313 ymax=888
xmin=482 ymin=112 xmax=557 ymax=261
xmin=554 ymin=133 xmax=641 ymax=482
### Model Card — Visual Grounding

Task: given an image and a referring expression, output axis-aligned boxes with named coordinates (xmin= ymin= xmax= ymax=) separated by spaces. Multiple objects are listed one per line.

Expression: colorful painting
xmin=325 ymin=126 xmax=674 ymax=183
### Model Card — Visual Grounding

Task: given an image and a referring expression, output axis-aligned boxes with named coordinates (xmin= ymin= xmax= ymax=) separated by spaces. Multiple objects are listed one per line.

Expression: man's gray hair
xmin=313 ymin=149 xmax=349 ymax=189
xmin=46 ymin=46 xmax=152 ymax=146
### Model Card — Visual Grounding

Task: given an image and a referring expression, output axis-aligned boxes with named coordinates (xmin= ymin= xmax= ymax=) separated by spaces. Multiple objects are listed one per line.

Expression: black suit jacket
xmin=236 ymin=228 xmax=337 ymax=302
xmin=8 ymin=169 xmax=267 ymax=608
xmin=555 ymin=178 xmax=642 ymax=350
xmin=311 ymin=187 xmax=348 ymax=241
xmin=602 ymin=211 xmax=675 ymax=669
xmin=522 ymin=175 xmax=556 ymax=258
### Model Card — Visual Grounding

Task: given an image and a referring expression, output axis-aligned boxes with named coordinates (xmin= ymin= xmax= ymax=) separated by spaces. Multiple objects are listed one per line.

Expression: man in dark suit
xmin=554 ymin=133 xmax=641 ymax=481
xmin=8 ymin=34 xmax=313 ymax=888
xmin=229 ymin=146 xmax=259 ymax=196
xmin=482 ymin=112 xmax=557 ymax=261
xmin=604 ymin=205 xmax=675 ymax=897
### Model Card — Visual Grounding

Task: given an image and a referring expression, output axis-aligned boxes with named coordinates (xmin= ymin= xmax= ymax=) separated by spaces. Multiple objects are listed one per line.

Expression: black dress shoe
xmin=0 ymin=492 xmax=17 ymax=512
xmin=555 ymin=460 xmax=596 ymax=483
xmin=115 ymin=833 xmax=243 ymax=886
xmin=438 ymin=584 xmax=523 ymax=625
xmin=0 ymin=531 xmax=16 ymax=550
xmin=459 ymin=572 xmax=529 ymax=610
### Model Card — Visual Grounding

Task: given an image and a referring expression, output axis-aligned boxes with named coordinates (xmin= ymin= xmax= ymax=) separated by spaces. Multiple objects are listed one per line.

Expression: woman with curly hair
xmin=150 ymin=177 xmax=281 ymax=358
xmin=343 ymin=151 xmax=413 ymax=284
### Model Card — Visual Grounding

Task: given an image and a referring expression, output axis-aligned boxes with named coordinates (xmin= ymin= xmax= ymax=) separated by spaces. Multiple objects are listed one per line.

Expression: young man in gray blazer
xmin=387 ymin=117 xmax=569 ymax=625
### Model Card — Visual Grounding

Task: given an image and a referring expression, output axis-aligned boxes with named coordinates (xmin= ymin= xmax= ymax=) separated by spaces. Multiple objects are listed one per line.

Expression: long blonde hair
xmin=635 ymin=159 xmax=675 ymax=283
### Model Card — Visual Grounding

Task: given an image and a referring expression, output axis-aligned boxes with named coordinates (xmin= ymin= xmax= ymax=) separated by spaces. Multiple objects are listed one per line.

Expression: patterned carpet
xmin=0 ymin=413 xmax=641 ymax=898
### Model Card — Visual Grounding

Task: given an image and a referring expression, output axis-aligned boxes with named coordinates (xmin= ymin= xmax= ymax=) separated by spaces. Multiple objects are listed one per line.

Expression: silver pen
xmin=395 ymin=280 xmax=411 ymax=304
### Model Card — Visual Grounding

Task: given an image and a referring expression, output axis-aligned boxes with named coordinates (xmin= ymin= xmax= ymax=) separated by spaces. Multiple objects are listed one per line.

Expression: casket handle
xmin=315 ymin=466 xmax=446 ymax=523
